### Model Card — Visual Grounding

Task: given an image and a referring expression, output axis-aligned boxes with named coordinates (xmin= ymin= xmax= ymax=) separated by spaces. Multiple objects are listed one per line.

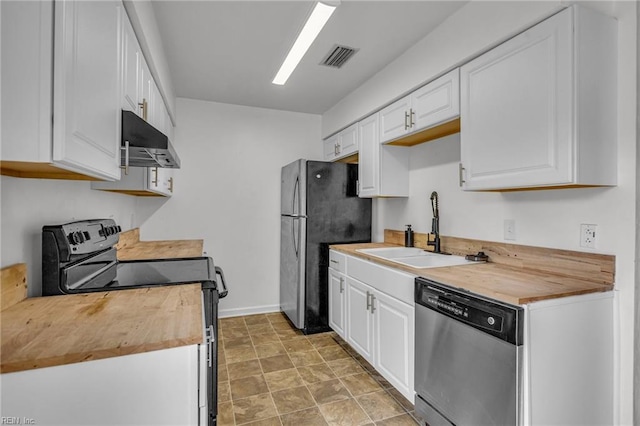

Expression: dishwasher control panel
xmin=415 ymin=278 xmax=523 ymax=345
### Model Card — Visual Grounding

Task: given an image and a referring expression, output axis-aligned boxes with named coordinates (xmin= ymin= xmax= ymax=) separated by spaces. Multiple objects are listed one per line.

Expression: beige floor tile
xmin=309 ymin=335 xmax=340 ymax=348
xmin=251 ymin=332 xmax=281 ymax=345
xmin=226 ymin=345 xmax=258 ymax=363
xmin=271 ymin=386 xmax=316 ymax=415
xmin=219 ymin=364 xmax=229 ymax=382
xmin=218 ymin=401 xmax=235 ymax=426
xmin=289 ymin=350 xmax=324 ymax=367
xmin=264 ymin=368 xmax=305 ymax=392
xmin=223 ymin=327 xmax=251 ymax=340
xmin=356 ymin=391 xmax=405 ymax=421
xmin=386 ymin=388 xmax=415 ymax=412
xmin=369 ymin=370 xmax=394 ymax=389
xmin=228 ymin=359 xmax=263 ymax=380
xmin=260 ymin=354 xmax=294 ymax=373
xmin=317 ymin=345 xmax=351 ymax=362
xmin=243 ymin=314 xmax=270 ymax=325
xmin=374 ymin=414 xmax=420 ymax=425
xmin=328 ymin=358 xmax=366 ymax=377
xmin=275 ymin=328 xmax=303 ymax=339
xmin=255 ymin=342 xmax=288 ymax=358
xmin=221 ymin=317 xmax=247 ymax=329
xmin=248 ymin=323 xmax=275 ymax=335
xmin=318 ymin=398 xmax=371 ymax=426
xmin=243 ymin=416 xmax=282 ymax=426
xmin=340 ymin=373 xmax=383 ymax=396
xmin=218 ymin=380 xmax=231 ymax=403
xmin=307 ymin=378 xmax=352 ymax=405
xmin=280 ymin=407 xmax=328 ymax=426
xmin=297 ymin=363 xmax=337 ymax=384
xmin=230 ymin=374 xmax=269 ymax=400
xmin=233 ymin=393 xmax=278 ymax=425
xmin=224 ymin=335 xmax=253 ymax=349
xmin=282 ymin=338 xmax=314 ymax=353
xmin=219 ymin=349 xmax=227 ymax=365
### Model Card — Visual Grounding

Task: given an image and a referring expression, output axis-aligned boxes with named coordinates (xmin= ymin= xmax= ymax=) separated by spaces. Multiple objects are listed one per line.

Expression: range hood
xmin=121 ymin=110 xmax=180 ymax=169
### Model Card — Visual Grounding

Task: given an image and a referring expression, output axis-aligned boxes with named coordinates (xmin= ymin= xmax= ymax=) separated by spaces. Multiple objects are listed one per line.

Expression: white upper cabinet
xmin=52 ymin=0 xmax=123 ymax=181
xmin=379 ymin=69 xmax=460 ymax=144
xmin=1 ymin=0 xmax=123 ymax=181
xmin=323 ymin=123 xmax=359 ymax=162
xmin=358 ymin=113 xmax=409 ymax=198
xmin=122 ymin=16 xmax=141 ymax=113
xmin=459 ymin=6 xmax=617 ymax=191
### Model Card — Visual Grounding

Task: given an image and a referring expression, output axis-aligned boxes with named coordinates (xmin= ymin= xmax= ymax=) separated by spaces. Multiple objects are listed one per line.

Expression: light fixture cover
xmin=272 ymin=2 xmax=337 ymax=85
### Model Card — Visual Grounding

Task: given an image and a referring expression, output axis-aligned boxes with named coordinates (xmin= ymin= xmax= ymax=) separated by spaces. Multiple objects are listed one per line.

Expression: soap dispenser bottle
xmin=405 ymin=225 xmax=414 ymax=247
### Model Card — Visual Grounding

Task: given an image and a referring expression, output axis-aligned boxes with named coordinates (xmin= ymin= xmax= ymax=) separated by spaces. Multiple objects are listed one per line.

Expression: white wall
xmin=324 ymin=1 xmax=636 ymax=423
xmin=0 ymin=177 xmax=139 ymax=297
xmin=138 ymin=98 xmax=322 ymax=317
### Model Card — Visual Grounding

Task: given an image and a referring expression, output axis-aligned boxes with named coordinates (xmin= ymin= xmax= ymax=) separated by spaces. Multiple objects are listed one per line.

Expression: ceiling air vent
xmin=320 ymin=45 xmax=359 ymax=69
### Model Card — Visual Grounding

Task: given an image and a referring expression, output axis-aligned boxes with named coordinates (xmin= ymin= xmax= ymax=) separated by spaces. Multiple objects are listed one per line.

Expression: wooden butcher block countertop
xmin=331 ymin=231 xmax=615 ymax=306
xmin=1 ymin=230 xmax=205 ymax=374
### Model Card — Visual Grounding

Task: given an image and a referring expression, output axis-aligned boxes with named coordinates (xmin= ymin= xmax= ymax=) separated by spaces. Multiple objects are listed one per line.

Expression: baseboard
xmin=219 ymin=304 xmax=280 ymax=318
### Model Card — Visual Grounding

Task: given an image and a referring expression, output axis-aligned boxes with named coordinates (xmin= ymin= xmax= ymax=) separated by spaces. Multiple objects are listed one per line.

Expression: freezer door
xmin=281 ymin=159 xmax=306 ymax=217
xmin=280 ymin=215 xmax=306 ymax=328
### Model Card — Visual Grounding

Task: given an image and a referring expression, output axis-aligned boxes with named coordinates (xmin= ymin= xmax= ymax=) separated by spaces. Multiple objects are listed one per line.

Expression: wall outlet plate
xmin=580 ymin=224 xmax=597 ymax=248
xmin=504 ymin=219 xmax=516 ymax=240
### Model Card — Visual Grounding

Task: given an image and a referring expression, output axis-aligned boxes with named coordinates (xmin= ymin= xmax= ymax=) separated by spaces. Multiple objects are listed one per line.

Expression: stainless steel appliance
xmin=121 ymin=110 xmax=180 ymax=170
xmin=414 ymin=277 xmax=524 ymax=426
xmin=42 ymin=219 xmax=227 ymax=426
xmin=280 ymin=159 xmax=371 ymax=334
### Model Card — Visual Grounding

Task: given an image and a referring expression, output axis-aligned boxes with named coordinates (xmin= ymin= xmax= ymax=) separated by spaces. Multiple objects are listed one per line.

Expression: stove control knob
xmin=68 ymin=231 xmax=85 ymax=245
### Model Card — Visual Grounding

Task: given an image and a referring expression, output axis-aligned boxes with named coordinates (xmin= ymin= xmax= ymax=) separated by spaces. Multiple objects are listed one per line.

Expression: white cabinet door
xmin=358 ymin=113 xmax=409 ymax=198
xmin=358 ymin=114 xmax=380 ymax=197
xmin=52 ymin=0 xmax=123 ymax=181
xmin=412 ymin=69 xmax=459 ymax=131
xmin=460 ymin=6 xmax=616 ymax=190
xmin=328 ymin=268 xmax=346 ymax=339
xmin=323 ymin=135 xmax=339 ymax=161
xmin=122 ymin=15 xmax=140 ymax=113
xmin=346 ymin=277 xmax=374 ymax=364
xmin=373 ymin=290 xmax=414 ymax=400
xmin=139 ymin=60 xmax=154 ymax=121
xmin=379 ymin=95 xmax=411 ymax=144
xmin=338 ymin=123 xmax=358 ymax=157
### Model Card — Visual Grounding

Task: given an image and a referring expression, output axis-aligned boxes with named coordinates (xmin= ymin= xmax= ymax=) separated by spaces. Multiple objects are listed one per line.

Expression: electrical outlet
xmin=580 ymin=224 xmax=597 ymax=248
xmin=504 ymin=219 xmax=516 ymax=241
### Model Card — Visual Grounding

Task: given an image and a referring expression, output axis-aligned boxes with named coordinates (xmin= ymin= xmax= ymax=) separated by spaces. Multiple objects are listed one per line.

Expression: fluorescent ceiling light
xmin=272 ymin=1 xmax=337 ymax=85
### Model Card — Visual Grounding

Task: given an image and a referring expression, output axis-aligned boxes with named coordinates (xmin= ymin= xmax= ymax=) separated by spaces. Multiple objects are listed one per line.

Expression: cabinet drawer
xmin=329 ymin=250 xmax=346 ymax=274
xmin=347 ymin=256 xmax=415 ymax=305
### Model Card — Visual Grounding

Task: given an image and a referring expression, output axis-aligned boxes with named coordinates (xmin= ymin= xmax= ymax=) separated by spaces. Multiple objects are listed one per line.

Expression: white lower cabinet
xmin=0 ymin=346 xmax=200 ymax=425
xmin=328 ymin=268 xmax=347 ymax=339
xmin=345 ymin=277 xmax=375 ymax=363
xmin=329 ymin=250 xmax=415 ymax=402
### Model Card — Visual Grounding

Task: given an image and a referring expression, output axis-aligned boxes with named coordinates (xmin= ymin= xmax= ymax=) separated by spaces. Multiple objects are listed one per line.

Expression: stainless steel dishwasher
xmin=414 ymin=277 xmax=524 ymax=426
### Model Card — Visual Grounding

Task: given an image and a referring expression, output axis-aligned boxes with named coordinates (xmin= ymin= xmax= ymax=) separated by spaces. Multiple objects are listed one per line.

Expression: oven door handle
xmin=66 ymin=259 xmax=118 ymax=291
xmin=215 ymin=266 xmax=228 ymax=298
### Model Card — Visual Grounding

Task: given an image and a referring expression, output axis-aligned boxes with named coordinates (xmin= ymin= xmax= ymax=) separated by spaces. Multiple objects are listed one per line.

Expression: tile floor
xmin=217 ymin=312 xmax=422 ymax=426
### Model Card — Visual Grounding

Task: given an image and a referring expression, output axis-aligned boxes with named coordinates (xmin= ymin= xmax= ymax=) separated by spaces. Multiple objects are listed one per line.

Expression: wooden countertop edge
xmin=330 ymin=243 xmax=613 ymax=305
xmin=0 ymin=336 xmax=202 ymax=374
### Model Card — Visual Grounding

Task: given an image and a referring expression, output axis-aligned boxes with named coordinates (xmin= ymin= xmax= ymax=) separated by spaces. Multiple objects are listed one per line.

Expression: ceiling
xmin=152 ymin=1 xmax=467 ymax=114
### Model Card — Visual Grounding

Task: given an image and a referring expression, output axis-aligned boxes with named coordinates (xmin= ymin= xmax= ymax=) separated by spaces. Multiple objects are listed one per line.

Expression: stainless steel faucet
xmin=427 ymin=191 xmax=441 ymax=253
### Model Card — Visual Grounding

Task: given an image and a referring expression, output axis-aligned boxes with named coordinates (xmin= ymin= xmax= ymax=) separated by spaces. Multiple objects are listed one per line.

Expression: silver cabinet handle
xmin=404 ymin=111 xmax=410 ymax=130
xmin=459 ymin=163 xmax=466 ymax=187
xmin=410 ymin=108 xmax=415 ymax=128
xmin=151 ymin=167 xmax=159 ymax=186
xmin=120 ymin=141 xmax=130 ymax=175
xmin=339 ymin=277 xmax=344 ymax=293
xmin=370 ymin=294 xmax=376 ymax=314
xmin=168 ymin=177 xmax=174 ymax=193
xmin=366 ymin=291 xmax=372 ymax=311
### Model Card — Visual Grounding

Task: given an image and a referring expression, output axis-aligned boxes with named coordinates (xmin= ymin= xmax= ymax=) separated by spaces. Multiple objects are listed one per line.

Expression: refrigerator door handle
xmin=293 ymin=176 xmax=299 ymax=216
xmin=293 ymin=217 xmax=302 ymax=258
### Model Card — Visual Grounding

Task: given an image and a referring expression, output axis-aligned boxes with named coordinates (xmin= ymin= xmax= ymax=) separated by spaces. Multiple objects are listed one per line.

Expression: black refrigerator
xmin=280 ymin=159 xmax=372 ymax=334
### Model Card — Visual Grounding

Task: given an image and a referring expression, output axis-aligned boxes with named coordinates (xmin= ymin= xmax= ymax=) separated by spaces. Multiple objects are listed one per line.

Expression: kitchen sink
xmin=356 ymin=247 xmax=479 ymax=269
